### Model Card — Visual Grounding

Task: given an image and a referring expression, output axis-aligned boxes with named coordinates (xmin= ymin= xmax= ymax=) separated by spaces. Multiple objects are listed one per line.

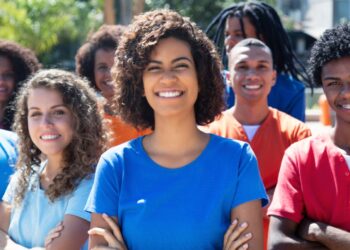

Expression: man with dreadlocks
xmin=206 ymin=1 xmax=310 ymax=122
xmin=267 ymin=23 xmax=350 ymax=250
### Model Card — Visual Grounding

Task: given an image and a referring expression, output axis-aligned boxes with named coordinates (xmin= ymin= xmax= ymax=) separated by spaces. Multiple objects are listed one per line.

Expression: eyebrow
xmin=236 ymin=59 xmax=271 ymax=64
xmin=28 ymin=104 xmax=66 ymax=110
xmin=149 ymin=56 xmax=194 ymax=64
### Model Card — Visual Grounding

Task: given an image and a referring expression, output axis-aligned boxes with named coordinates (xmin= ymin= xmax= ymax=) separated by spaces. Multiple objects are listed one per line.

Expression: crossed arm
xmin=0 ymin=201 xmax=89 ymax=250
xmin=88 ymin=199 xmax=263 ymax=250
xmin=268 ymin=216 xmax=350 ymax=250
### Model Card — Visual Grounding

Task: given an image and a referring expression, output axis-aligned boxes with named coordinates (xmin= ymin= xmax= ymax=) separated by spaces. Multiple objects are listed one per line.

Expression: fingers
xmin=102 ymin=214 xmax=125 ymax=244
xmin=45 ymin=221 xmax=64 ymax=248
xmin=224 ymin=219 xmax=239 ymax=248
xmin=88 ymin=227 xmax=120 ymax=248
xmin=224 ymin=220 xmax=252 ymax=250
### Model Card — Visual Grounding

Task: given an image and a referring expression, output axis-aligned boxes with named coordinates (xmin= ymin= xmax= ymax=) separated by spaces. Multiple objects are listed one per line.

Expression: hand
xmin=223 ymin=219 xmax=252 ymax=250
xmin=44 ymin=221 xmax=64 ymax=248
xmin=297 ymin=218 xmax=324 ymax=242
xmin=89 ymin=214 xmax=127 ymax=250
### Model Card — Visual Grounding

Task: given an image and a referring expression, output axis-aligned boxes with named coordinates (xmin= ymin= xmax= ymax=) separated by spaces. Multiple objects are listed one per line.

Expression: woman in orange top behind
xmin=75 ymin=25 xmax=150 ymax=147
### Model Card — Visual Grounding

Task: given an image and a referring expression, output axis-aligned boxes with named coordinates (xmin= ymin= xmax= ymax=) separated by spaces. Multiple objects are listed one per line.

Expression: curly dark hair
xmin=75 ymin=25 xmax=126 ymax=91
xmin=0 ymin=40 xmax=41 ymax=130
xmin=113 ymin=9 xmax=225 ymax=130
xmin=308 ymin=23 xmax=350 ymax=88
xmin=13 ymin=69 xmax=107 ymax=205
xmin=206 ymin=1 xmax=310 ymax=86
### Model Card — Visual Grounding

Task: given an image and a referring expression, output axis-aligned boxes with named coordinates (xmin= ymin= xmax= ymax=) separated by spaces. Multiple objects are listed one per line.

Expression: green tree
xmin=0 ymin=0 xmax=103 ymax=67
xmin=144 ymin=0 xmax=279 ymax=29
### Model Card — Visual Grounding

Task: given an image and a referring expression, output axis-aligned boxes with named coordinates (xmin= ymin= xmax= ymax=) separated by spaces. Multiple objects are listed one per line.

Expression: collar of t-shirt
xmin=336 ymin=146 xmax=350 ymax=171
xmin=242 ymin=124 xmax=260 ymax=142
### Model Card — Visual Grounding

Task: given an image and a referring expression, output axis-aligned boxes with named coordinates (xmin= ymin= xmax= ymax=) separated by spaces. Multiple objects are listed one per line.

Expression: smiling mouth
xmin=243 ymin=84 xmax=262 ymax=90
xmin=156 ymin=91 xmax=184 ymax=98
xmin=40 ymin=134 xmax=61 ymax=140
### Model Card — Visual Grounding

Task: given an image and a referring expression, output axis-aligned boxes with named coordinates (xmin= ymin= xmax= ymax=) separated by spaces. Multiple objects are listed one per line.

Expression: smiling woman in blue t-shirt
xmin=86 ymin=9 xmax=268 ymax=250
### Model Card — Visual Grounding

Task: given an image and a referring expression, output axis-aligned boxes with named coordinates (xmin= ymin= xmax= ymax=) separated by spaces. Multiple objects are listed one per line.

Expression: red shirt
xmin=268 ymin=135 xmax=350 ymax=231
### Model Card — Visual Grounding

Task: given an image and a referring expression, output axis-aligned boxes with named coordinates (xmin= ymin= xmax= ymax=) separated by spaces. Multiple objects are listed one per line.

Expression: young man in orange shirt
xmin=205 ymin=38 xmax=311 ymax=249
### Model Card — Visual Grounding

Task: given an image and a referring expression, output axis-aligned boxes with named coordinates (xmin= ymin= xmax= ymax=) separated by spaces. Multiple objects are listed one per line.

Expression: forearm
xmin=0 ymin=230 xmax=44 ymax=250
xmin=269 ymin=232 xmax=327 ymax=250
xmin=313 ymin=222 xmax=350 ymax=250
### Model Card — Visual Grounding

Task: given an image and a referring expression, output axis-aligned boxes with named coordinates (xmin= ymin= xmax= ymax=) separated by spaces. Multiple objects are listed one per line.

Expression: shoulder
xmin=100 ymin=137 xmax=141 ymax=163
xmin=270 ymin=108 xmax=311 ymax=134
xmin=209 ymin=134 xmax=253 ymax=156
xmin=0 ymin=129 xmax=17 ymax=144
xmin=285 ymin=135 xmax=328 ymax=159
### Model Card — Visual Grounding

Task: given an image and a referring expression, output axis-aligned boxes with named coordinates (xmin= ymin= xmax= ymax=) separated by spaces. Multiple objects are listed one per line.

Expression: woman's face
xmin=94 ymin=48 xmax=115 ymax=101
xmin=142 ymin=37 xmax=199 ymax=119
xmin=0 ymin=55 xmax=15 ymax=105
xmin=27 ymin=88 xmax=74 ymax=161
xmin=224 ymin=16 xmax=258 ymax=53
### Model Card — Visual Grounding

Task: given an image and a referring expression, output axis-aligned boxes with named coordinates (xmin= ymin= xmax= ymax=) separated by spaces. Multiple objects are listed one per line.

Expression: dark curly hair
xmin=13 ymin=69 xmax=107 ymax=205
xmin=206 ymin=1 xmax=310 ymax=86
xmin=0 ymin=40 xmax=41 ymax=130
xmin=308 ymin=23 xmax=350 ymax=88
xmin=75 ymin=25 xmax=126 ymax=91
xmin=113 ymin=9 xmax=225 ymax=130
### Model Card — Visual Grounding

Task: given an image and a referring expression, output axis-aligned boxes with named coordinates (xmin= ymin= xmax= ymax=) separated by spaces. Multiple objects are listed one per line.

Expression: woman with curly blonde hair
xmin=0 ymin=69 xmax=107 ymax=250
xmin=86 ymin=9 xmax=267 ymax=250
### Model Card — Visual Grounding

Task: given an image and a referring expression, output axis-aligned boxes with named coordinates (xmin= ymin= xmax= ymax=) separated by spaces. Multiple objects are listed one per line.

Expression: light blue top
xmin=3 ymin=161 xmax=93 ymax=249
xmin=0 ymin=129 xmax=17 ymax=200
xmin=225 ymin=72 xmax=306 ymax=122
xmin=86 ymin=134 xmax=268 ymax=250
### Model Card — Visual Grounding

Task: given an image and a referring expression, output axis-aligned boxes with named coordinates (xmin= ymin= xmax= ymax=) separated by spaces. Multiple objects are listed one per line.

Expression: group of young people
xmin=0 ymin=1 xmax=349 ymax=250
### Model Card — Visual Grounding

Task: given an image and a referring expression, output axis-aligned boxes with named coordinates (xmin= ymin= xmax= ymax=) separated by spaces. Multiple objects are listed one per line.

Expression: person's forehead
xmin=230 ymin=45 xmax=272 ymax=61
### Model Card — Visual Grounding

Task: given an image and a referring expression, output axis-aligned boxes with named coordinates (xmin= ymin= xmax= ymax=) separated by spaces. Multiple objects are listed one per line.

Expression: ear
xmin=271 ymin=69 xmax=277 ymax=86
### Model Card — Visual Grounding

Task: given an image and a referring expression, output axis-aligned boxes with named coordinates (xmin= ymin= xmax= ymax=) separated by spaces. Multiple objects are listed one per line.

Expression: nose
xmin=42 ymin=114 xmax=54 ymax=126
xmin=160 ymin=70 xmax=176 ymax=84
xmin=244 ymin=68 xmax=260 ymax=80
xmin=225 ymin=36 xmax=241 ymax=53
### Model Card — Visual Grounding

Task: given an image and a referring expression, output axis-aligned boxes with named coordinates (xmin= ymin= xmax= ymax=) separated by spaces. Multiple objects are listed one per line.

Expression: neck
xmin=232 ymin=99 xmax=269 ymax=125
xmin=143 ymin=110 xmax=209 ymax=164
xmin=332 ymin=119 xmax=350 ymax=154
xmin=43 ymin=155 xmax=63 ymax=179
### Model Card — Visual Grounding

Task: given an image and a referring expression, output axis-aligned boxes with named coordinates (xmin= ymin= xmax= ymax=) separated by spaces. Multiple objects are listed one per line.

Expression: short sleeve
xmin=65 ymin=177 xmax=94 ymax=222
xmin=267 ymin=146 xmax=304 ymax=223
xmin=231 ymin=143 xmax=268 ymax=208
xmin=85 ymin=154 xmax=121 ymax=216
xmin=2 ymin=172 xmax=18 ymax=203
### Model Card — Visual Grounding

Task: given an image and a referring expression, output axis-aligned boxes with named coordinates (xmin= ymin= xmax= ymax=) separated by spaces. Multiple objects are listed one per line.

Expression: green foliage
xmin=0 ymin=0 xmax=103 ymax=67
xmin=144 ymin=0 xmax=279 ymax=29
xmin=144 ymin=0 xmax=227 ymax=29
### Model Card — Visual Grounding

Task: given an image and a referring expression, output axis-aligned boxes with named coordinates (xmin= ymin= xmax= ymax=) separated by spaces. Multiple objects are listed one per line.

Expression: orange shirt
xmin=104 ymin=113 xmax=151 ymax=147
xmin=207 ymin=107 xmax=311 ymax=189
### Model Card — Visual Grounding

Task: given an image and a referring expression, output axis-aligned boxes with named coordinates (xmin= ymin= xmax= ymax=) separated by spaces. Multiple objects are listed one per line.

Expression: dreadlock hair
xmin=206 ymin=1 xmax=310 ymax=87
xmin=308 ymin=23 xmax=350 ymax=88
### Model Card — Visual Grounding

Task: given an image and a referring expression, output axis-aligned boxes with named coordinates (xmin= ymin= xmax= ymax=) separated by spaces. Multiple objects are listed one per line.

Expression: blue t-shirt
xmin=86 ymin=134 xmax=268 ymax=250
xmin=3 ymin=161 xmax=93 ymax=249
xmin=0 ymin=129 xmax=17 ymax=200
xmin=225 ymin=72 xmax=306 ymax=122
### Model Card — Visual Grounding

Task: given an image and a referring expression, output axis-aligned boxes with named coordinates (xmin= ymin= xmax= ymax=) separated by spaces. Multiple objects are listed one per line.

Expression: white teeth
xmin=41 ymin=135 xmax=60 ymax=140
xmin=158 ymin=91 xmax=182 ymax=98
xmin=244 ymin=85 xmax=261 ymax=90
xmin=341 ymin=104 xmax=350 ymax=110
